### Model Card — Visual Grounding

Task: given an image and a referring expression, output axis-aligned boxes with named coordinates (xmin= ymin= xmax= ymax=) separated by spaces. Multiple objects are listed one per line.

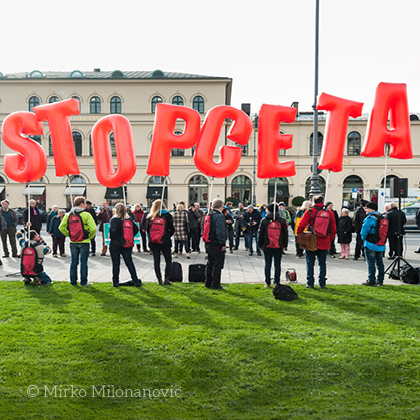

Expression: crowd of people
xmin=0 ymin=192 xmax=413 ymax=290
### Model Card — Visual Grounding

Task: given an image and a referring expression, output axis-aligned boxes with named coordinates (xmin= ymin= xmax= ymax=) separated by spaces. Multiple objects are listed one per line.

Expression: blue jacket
xmin=361 ymin=211 xmax=386 ymax=252
xmin=49 ymin=215 xmax=66 ymax=238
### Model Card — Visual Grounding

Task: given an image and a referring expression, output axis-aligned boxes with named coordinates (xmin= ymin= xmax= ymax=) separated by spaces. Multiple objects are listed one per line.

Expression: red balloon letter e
xmin=2 ymin=112 xmax=46 ymax=183
xmin=361 ymin=83 xmax=412 ymax=159
xmin=33 ymin=98 xmax=81 ymax=177
xmin=147 ymin=104 xmax=201 ymax=176
xmin=257 ymin=104 xmax=297 ymax=178
xmin=317 ymin=93 xmax=364 ymax=172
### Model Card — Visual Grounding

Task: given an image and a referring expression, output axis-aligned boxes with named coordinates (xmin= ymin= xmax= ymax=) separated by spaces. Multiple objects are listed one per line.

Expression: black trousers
xmin=110 ymin=245 xmax=140 ymax=286
xmin=389 ymin=236 xmax=403 ymax=257
xmin=190 ymin=228 xmax=200 ymax=252
xmin=355 ymin=231 xmax=364 ymax=258
xmin=228 ymin=230 xmax=234 ymax=251
xmin=205 ymin=243 xmax=225 ymax=288
xmin=150 ymin=243 xmax=172 ymax=280
xmin=90 ymin=236 xmax=96 ymax=254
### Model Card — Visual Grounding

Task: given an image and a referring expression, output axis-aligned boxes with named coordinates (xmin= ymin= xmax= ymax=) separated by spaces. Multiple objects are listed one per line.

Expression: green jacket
xmin=59 ymin=208 xmax=97 ymax=243
xmin=284 ymin=209 xmax=291 ymax=225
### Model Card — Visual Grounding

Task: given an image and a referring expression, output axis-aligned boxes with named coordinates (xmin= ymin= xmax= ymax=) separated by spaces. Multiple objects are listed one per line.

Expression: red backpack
xmin=202 ymin=214 xmax=212 ymax=243
xmin=68 ymin=211 xmax=89 ymax=242
xmin=150 ymin=216 xmax=166 ymax=244
xmin=21 ymin=243 xmax=43 ymax=277
xmin=122 ymin=219 xmax=134 ymax=248
xmin=266 ymin=220 xmax=282 ymax=249
xmin=367 ymin=213 xmax=389 ymax=246
xmin=311 ymin=208 xmax=331 ymax=239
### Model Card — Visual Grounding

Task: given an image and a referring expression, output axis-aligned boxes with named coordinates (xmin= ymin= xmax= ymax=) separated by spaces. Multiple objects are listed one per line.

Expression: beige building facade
xmin=0 ymin=69 xmax=418 ymax=212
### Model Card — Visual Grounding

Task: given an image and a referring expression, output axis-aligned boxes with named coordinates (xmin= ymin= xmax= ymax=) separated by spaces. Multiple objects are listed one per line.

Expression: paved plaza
xmin=2 ymin=225 xmax=420 ymax=286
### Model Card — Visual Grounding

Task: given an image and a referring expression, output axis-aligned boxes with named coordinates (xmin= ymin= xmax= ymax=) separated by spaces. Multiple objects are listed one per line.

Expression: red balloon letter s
xmin=194 ymin=106 xmax=252 ymax=178
xmin=33 ymin=98 xmax=80 ymax=177
xmin=317 ymin=93 xmax=363 ymax=172
xmin=361 ymin=83 xmax=412 ymax=159
xmin=257 ymin=104 xmax=297 ymax=178
xmin=2 ymin=112 xmax=46 ymax=183
xmin=91 ymin=115 xmax=137 ymax=188
xmin=147 ymin=104 xmax=201 ymax=176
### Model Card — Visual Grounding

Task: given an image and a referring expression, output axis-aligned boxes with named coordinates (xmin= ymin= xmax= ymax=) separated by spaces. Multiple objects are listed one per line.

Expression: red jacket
xmin=296 ymin=203 xmax=337 ymax=250
xmin=134 ymin=209 xmax=144 ymax=225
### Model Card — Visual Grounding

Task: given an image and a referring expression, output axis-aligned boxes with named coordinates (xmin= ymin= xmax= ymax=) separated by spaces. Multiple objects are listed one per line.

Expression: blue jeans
xmin=305 ymin=249 xmax=327 ymax=287
xmin=248 ymin=231 xmax=260 ymax=254
xmin=38 ymin=271 xmax=52 ymax=284
xmin=263 ymin=247 xmax=282 ymax=285
xmin=234 ymin=231 xmax=249 ymax=250
xmin=70 ymin=242 xmax=90 ymax=285
xmin=365 ymin=248 xmax=384 ymax=284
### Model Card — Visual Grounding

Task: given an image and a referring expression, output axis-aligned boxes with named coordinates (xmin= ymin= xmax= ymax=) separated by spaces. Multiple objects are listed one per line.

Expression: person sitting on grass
xmin=17 ymin=227 xmax=52 ymax=285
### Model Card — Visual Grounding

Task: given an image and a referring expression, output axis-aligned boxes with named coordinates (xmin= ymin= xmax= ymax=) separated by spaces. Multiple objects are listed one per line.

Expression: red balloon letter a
xmin=257 ymin=104 xmax=297 ymax=179
xmin=361 ymin=83 xmax=413 ymax=159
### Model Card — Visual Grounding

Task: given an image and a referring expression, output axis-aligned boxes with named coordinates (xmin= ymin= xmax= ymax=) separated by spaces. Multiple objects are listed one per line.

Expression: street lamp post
xmin=309 ymin=0 xmax=321 ymax=198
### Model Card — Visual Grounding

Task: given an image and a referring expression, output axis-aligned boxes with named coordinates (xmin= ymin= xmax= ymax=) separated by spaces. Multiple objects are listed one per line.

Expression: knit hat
xmin=325 ymin=201 xmax=332 ymax=208
xmin=267 ymin=203 xmax=277 ymax=213
xmin=278 ymin=202 xmax=286 ymax=207
xmin=365 ymin=201 xmax=378 ymax=211
xmin=361 ymin=199 xmax=369 ymax=207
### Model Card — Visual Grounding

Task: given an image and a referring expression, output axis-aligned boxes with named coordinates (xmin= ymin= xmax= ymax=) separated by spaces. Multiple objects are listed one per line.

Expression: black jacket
xmin=242 ymin=209 xmax=262 ymax=232
xmin=188 ymin=209 xmax=200 ymax=230
xmin=337 ymin=216 xmax=354 ymax=244
xmin=386 ymin=207 xmax=406 ymax=237
xmin=86 ymin=208 xmax=98 ymax=225
xmin=109 ymin=217 xmax=139 ymax=248
xmin=208 ymin=209 xmax=227 ymax=246
xmin=258 ymin=212 xmax=288 ymax=249
xmin=23 ymin=207 xmax=42 ymax=233
xmin=353 ymin=206 xmax=367 ymax=232
xmin=224 ymin=212 xmax=234 ymax=232
xmin=146 ymin=211 xmax=175 ymax=245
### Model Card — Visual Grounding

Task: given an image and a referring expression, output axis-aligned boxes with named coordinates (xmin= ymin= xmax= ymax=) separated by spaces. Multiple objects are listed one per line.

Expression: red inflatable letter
xmin=33 ymin=98 xmax=80 ymax=176
xmin=147 ymin=104 xmax=201 ymax=176
xmin=317 ymin=93 xmax=364 ymax=172
xmin=2 ymin=112 xmax=46 ymax=183
xmin=361 ymin=83 xmax=412 ymax=159
xmin=194 ymin=106 xmax=252 ymax=178
xmin=257 ymin=104 xmax=297 ymax=178
xmin=91 ymin=115 xmax=137 ymax=188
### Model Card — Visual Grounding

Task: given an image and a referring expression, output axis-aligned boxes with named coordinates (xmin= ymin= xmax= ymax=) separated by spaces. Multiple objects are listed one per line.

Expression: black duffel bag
xmin=188 ymin=264 xmax=206 ymax=282
xmin=273 ymin=284 xmax=298 ymax=301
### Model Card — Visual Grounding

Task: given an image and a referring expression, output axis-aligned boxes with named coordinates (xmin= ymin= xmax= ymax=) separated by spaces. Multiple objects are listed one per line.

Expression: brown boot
xmin=164 ymin=277 xmax=172 ymax=285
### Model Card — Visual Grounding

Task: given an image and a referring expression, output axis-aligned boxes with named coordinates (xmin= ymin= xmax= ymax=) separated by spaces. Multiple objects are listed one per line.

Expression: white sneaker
xmin=81 ymin=282 xmax=93 ymax=286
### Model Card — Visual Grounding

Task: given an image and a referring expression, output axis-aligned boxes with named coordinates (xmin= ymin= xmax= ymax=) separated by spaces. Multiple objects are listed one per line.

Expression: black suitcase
xmin=391 ymin=264 xmax=419 ymax=284
xmin=170 ymin=261 xmax=183 ymax=282
xmin=188 ymin=264 xmax=206 ymax=282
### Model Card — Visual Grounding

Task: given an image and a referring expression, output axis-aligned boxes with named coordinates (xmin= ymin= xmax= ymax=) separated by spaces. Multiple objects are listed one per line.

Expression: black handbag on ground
xmin=188 ymin=264 xmax=206 ymax=282
xmin=170 ymin=261 xmax=183 ymax=282
xmin=273 ymin=284 xmax=298 ymax=301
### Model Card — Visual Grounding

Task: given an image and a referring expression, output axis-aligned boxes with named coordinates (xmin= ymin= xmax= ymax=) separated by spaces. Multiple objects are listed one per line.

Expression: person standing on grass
xmin=205 ymin=198 xmax=227 ymax=290
xmin=337 ymin=208 xmax=354 ymax=260
xmin=297 ymin=195 xmax=337 ymax=290
xmin=109 ymin=203 xmax=142 ymax=288
xmin=59 ymin=196 xmax=97 ymax=286
xmin=353 ymin=199 xmax=368 ymax=260
xmin=361 ymin=202 xmax=386 ymax=287
xmin=0 ymin=200 xmax=18 ymax=259
xmin=146 ymin=200 xmax=175 ymax=285
xmin=133 ymin=203 xmax=149 ymax=253
xmin=258 ymin=203 xmax=288 ymax=288
xmin=97 ymin=202 xmax=113 ymax=256
xmin=85 ymin=201 xmax=98 ymax=257
xmin=49 ymin=209 xmax=67 ymax=257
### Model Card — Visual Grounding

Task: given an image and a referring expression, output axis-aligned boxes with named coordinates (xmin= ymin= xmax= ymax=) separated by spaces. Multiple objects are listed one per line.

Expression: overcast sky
xmin=2 ymin=0 xmax=420 ymax=113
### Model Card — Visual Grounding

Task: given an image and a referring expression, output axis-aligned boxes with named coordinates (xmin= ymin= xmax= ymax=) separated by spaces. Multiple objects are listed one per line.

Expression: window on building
xmin=49 ymin=136 xmax=53 ymax=156
xmin=49 ymin=96 xmax=60 ymax=103
xmin=189 ymin=175 xmax=208 ymax=206
xmin=381 ymin=175 xmax=399 ymax=188
xmin=309 ymin=132 xmax=324 ymax=156
xmin=151 ymin=96 xmax=163 ymax=114
xmin=90 ymin=96 xmax=101 ymax=114
xmin=231 ymin=175 xmax=252 ymax=206
xmin=149 ymin=176 xmax=164 ymax=184
xmin=347 ymin=131 xmax=361 ymax=156
xmin=110 ymin=96 xmax=122 ymax=114
xmin=110 ymin=133 xmax=116 ymax=156
xmin=192 ymin=96 xmax=205 ymax=113
xmin=235 ymin=143 xmax=248 ymax=156
xmin=268 ymin=178 xmax=289 ymax=204
xmin=279 ymin=131 xmax=287 ymax=156
xmin=111 ymin=70 xmax=124 ymax=78
xmin=29 ymin=96 xmax=40 ymax=112
xmin=29 ymin=135 xmax=41 ymax=144
xmin=172 ymin=96 xmax=184 ymax=106
xmin=89 ymin=135 xmax=92 ymax=156
xmin=72 ymin=96 xmax=81 ymax=111
xmin=69 ymin=175 xmax=86 ymax=184
xmin=171 ymin=131 xmax=184 ymax=156
xmin=30 ymin=70 xmax=44 ymax=78
xmin=70 ymin=70 xmax=84 ymax=78
xmin=72 ymin=131 xmax=82 ymax=156
xmin=343 ymin=175 xmax=364 ymax=209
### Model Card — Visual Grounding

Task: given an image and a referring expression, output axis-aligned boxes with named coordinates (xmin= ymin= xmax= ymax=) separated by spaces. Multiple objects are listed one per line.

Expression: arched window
xmin=72 ymin=96 xmax=81 ymax=111
xmin=268 ymin=178 xmax=289 ymax=204
xmin=49 ymin=96 xmax=60 ymax=103
xmin=171 ymin=131 xmax=184 ymax=156
xmin=149 ymin=176 xmax=164 ymax=184
xmin=172 ymin=96 xmax=184 ymax=106
xmin=343 ymin=175 xmax=364 ymax=209
xmin=89 ymin=135 xmax=93 ymax=156
xmin=151 ymin=96 xmax=162 ymax=114
xmin=110 ymin=133 xmax=116 ymax=156
xmin=49 ymin=136 xmax=53 ymax=156
xmin=69 ymin=175 xmax=86 ymax=184
xmin=29 ymin=96 xmax=39 ymax=112
xmin=29 ymin=135 xmax=41 ymax=144
xmin=347 ymin=131 xmax=361 ymax=156
xmin=111 ymin=70 xmax=124 ymax=78
xmin=70 ymin=70 xmax=84 ymax=78
xmin=90 ymin=96 xmax=101 ymax=114
xmin=110 ymin=96 xmax=121 ymax=114
xmin=309 ymin=132 xmax=323 ymax=156
xmin=30 ymin=70 xmax=44 ymax=78
xmin=72 ymin=132 xmax=82 ymax=156
xmin=231 ymin=175 xmax=252 ymax=206
xmin=305 ymin=177 xmax=326 ymax=198
xmin=192 ymin=96 xmax=205 ymax=113
xmin=381 ymin=175 xmax=399 ymax=188
xmin=189 ymin=175 xmax=208 ymax=206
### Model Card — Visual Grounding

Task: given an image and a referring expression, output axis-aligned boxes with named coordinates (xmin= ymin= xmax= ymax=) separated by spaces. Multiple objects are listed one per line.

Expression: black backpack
xmin=170 ymin=261 xmax=183 ymax=282
xmin=273 ymin=284 xmax=298 ymax=301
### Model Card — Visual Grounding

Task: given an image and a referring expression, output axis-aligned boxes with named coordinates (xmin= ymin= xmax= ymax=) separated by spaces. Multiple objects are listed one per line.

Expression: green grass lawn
xmin=0 ymin=281 xmax=420 ymax=420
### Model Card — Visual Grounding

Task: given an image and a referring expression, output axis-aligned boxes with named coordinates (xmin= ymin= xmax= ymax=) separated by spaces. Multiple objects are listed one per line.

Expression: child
xmin=49 ymin=209 xmax=67 ymax=257
xmin=337 ymin=208 xmax=354 ymax=259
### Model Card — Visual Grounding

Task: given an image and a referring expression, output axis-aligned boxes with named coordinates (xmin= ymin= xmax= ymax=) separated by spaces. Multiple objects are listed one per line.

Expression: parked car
xmin=402 ymin=206 xmax=420 ymax=229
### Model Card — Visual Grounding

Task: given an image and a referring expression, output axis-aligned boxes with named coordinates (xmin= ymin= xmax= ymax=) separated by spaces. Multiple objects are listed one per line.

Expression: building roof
xmin=0 ymin=70 xmax=231 ymax=80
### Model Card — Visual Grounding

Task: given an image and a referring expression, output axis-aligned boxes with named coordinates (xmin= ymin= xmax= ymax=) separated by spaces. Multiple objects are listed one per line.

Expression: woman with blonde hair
xmin=294 ymin=200 xmax=312 ymax=258
xmin=109 ymin=202 xmax=141 ymax=287
xmin=146 ymin=199 xmax=175 ymax=285
xmin=172 ymin=203 xmax=190 ymax=258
